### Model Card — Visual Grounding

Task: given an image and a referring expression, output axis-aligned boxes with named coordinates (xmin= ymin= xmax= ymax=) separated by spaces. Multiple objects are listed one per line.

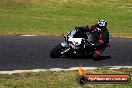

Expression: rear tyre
xmin=50 ymin=44 xmax=64 ymax=58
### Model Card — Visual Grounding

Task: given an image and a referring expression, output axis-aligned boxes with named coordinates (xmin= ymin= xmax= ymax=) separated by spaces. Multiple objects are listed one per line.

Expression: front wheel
xmin=50 ymin=44 xmax=64 ymax=58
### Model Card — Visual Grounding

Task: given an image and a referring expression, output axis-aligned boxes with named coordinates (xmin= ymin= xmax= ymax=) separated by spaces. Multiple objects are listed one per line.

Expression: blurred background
xmin=0 ymin=0 xmax=131 ymax=37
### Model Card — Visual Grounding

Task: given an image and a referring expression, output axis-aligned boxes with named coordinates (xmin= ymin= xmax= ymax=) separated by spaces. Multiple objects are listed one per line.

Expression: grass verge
xmin=0 ymin=0 xmax=132 ymax=38
xmin=0 ymin=68 xmax=132 ymax=88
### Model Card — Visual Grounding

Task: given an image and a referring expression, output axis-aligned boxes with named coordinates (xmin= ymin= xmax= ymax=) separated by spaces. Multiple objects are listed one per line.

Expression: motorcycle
xmin=50 ymin=28 xmax=112 ymax=58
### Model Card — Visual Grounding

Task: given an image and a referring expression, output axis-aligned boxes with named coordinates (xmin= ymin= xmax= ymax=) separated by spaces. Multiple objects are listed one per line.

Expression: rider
xmin=76 ymin=19 xmax=109 ymax=60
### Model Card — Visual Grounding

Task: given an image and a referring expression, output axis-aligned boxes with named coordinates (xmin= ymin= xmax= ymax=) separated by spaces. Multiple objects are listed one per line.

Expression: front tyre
xmin=50 ymin=44 xmax=64 ymax=58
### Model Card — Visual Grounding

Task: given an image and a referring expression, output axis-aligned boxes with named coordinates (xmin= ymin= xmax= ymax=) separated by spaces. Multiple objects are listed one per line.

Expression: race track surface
xmin=0 ymin=35 xmax=132 ymax=71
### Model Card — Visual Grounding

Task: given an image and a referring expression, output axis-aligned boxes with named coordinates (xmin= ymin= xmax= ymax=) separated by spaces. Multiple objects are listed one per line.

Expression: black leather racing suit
xmin=75 ymin=24 xmax=109 ymax=58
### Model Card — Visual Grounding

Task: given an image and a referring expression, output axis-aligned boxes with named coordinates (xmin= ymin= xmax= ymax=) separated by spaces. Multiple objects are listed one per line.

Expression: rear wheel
xmin=50 ymin=44 xmax=64 ymax=58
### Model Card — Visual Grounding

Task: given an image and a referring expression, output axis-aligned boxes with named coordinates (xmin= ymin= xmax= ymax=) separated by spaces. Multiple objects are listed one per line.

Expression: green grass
xmin=0 ymin=68 xmax=132 ymax=88
xmin=0 ymin=0 xmax=132 ymax=37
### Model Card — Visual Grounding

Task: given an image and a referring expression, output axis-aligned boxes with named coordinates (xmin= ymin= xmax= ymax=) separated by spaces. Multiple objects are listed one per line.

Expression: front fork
xmin=60 ymin=42 xmax=77 ymax=55
xmin=60 ymin=42 xmax=71 ymax=55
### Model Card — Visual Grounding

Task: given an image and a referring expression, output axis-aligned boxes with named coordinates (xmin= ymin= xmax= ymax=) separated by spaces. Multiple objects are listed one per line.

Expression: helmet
xmin=96 ymin=19 xmax=107 ymax=32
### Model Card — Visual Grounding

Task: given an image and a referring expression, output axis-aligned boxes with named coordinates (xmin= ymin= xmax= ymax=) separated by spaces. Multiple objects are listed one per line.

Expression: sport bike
xmin=50 ymin=28 xmax=112 ymax=58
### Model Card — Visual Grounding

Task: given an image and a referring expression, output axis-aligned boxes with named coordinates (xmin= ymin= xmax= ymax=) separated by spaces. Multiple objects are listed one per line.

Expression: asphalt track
xmin=0 ymin=35 xmax=132 ymax=71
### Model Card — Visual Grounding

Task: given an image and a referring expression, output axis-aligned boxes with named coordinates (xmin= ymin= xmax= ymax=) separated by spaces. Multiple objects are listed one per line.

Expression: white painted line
xmin=20 ymin=35 xmax=37 ymax=36
xmin=0 ymin=69 xmax=47 ymax=74
xmin=0 ymin=66 xmax=132 ymax=74
xmin=108 ymin=66 xmax=132 ymax=69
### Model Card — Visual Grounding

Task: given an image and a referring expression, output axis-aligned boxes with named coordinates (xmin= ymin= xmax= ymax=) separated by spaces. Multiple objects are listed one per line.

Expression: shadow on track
xmin=60 ymin=55 xmax=112 ymax=61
